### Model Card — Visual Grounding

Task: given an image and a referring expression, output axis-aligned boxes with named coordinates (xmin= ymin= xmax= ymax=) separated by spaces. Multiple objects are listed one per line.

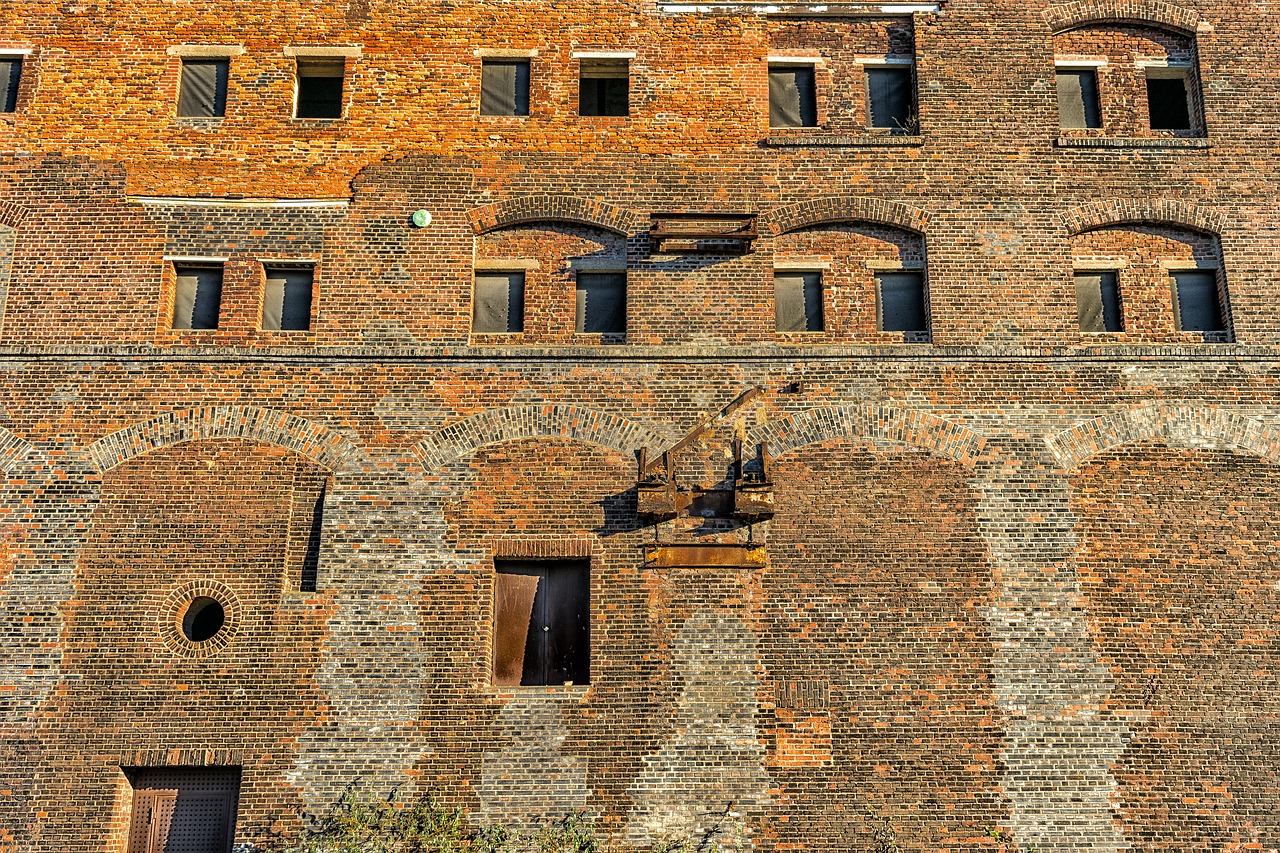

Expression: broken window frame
xmin=862 ymin=58 xmax=917 ymax=133
xmin=0 ymin=52 xmax=26 ymax=114
xmin=1074 ymin=269 xmax=1124 ymax=332
xmin=1143 ymin=62 xmax=1196 ymax=132
xmin=177 ymin=57 xmax=230 ymax=119
xmin=773 ymin=269 xmax=824 ymax=333
xmin=472 ymin=270 xmax=526 ymax=334
xmin=1169 ymin=267 xmax=1229 ymax=340
xmin=874 ymin=268 xmax=929 ymax=341
xmin=767 ymin=59 xmax=819 ymax=128
xmin=493 ymin=559 xmax=591 ymax=688
xmin=573 ymin=270 xmax=627 ymax=336
xmin=480 ymin=58 xmax=531 ymax=117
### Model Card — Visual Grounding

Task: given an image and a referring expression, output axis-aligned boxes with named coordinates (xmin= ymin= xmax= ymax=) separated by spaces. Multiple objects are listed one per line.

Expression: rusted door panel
xmin=494 ymin=570 xmax=540 ymax=686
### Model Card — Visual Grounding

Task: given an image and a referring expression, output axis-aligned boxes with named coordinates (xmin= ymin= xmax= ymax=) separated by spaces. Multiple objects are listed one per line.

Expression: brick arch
xmin=747 ymin=405 xmax=986 ymax=468
xmin=1046 ymin=404 xmax=1280 ymax=470
xmin=0 ymin=200 xmax=30 ymax=231
xmin=468 ymin=195 xmax=642 ymax=236
xmin=0 ymin=424 xmax=35 ymax=475
xmin=761 ymin=196 xmax=929 ymax=238
xmin=84 ymin=406 xmax=363 ymax=475
xmin=414 ymin=405 xmax=664 ymax=473
xmin=1044 ymin=0 xmax=1201 ymax=34
xmin=1060 ymin=199 xmax=1225 ymax=237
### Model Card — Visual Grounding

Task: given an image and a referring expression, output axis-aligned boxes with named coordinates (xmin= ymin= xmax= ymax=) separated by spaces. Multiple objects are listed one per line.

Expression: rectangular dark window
xmin=1075 ymin=271 xmax=1123 ymax=332
xmin=125 ymin=766 xmax=241 ymax=853
xmin=774 ymin=271 xmax=823 ymax=332
xmin=1056 ymin=68 xmax=1102 ymax=129
xmin=876 ymin=270 xmax=927 ymax=334
xmin=1170 ymin=270 xmax=1226 ymax=334
xmin=295 ymin=59 xmax=344 ymax=119
xmin=494 ymin=560 xmax=590 ymax=687
xmin=0 ymin=58 xmax=22 ymax=113
xmin=1146 ymin=71 xmax=1191 ymax=130
xmin=172 ymin=265 xmax=223 ymax=330
xmin=768 ymin=65 xmax=817 ymax=128
xmin=481 ymin=59 xmax=530 ymax=116
xmin=579 ymin=58 xmax=628 ymax=116
xmin=262 ymin=266 xmax=314 ymax=331
xmin=178 ymin=59 xmax=229 ymax=118
xmin=575 ymin=272 xmax=626 ymax=334
xmin=473 ymin=271 xmax=525 ymax=333
xmin=866 ymin=65 xmax=915 ymax=131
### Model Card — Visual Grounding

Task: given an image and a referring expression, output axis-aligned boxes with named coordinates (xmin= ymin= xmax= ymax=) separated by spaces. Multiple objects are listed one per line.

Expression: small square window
xmin=494 ymin=560 xmax=590 ymax=687
xmin=579 ymin=58 xmax=629 ymax=116
xmin=1170 ymin=269 xmax=1226 ymax=335
xmin=295 ymin=58 xmax=345 ymax=119
xmin=178 ymin=58 xmax=229 ymax=118
xmin=774 ymin=271 xmax=823 ymax=332
xmin=575 ymin=272 xmax=626 ymax=334
xmin=1056 ymin=68 xmax=1102 ymax=129
xmin=172 ymin=264 xmax=224 ymax=330
xmin=768 ymin=65 xmax=817 ymax=128
xmin=1146 ymin=68 xmax=1192 ymax=130
xmin=125 ymin=766 xmax=240 ymax=853
xmin=262 ymin=265 xmax=314 ymax=331
xmin=876 ymin=270 xmax=928 ymax=336
xmin=473 ymin=271 xmax=525 ymax=333
xmin=866 ymin=66 xmax=915 ymax=132
xmin=481 ymin=59 xmax=530 ymax=117
xmin=0 ymin=57 xmax=22 ymax=113
xmin=1075 ymin=270 xmax=1123 ymax=332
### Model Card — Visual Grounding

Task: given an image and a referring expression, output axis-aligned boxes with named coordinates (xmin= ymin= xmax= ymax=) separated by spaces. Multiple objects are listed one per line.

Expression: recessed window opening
xmin=1146 ymin=66 xmax=1192 ymax=130
xmin=876 ymin=270 xmax=928 ymax=336
xmin=262 ymin=265 xmax=314 ymax=331
xmin=178 ymin=58 xmax=229 ymax=118
xmin=473 ymin=271 xmax=525 ymax=333
xmin=295 ymin=58 xmax=344 ymax=119
xmin=774 ymin=271 xmax=823 ymax=332
xmin=0 ymin=57 xmax=22 ymax=113
xmin=181 ymin=597 xmax=226 ymax=643
xmin=866 ymin=65 xmax=915 ymax=131
xmin=1075 ymin=270 xmax=1123 ymax=332
xmin=575 ymin=272 xmax=626 ymax=334
xmin=126 ymin=766 xmax=241 ymax=853
xmin=494 ymin=559 xmax=590 ymax=687
xmin=579 ymin=58 xmax=629 ymax=116
xmin=481 ymin=59 xmax=530 ymax=116
xmin=172 ymin=264 xmax=224 ymax=330
xmin=768 ymin=64 xmax=817 ymax=128
xmin=1170 ymin=269 xmax=1227 ymax=336
xmin=1057 ymin=67 xmax=1102 ymax=128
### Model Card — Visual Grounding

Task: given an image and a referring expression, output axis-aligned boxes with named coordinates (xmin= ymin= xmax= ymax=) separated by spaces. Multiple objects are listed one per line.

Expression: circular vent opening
xmin=181 ymin=597 xmax=226 ymax=643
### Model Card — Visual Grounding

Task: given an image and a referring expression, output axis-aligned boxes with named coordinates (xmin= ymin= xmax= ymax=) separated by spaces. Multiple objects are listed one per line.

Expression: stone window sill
xmin=1055 ymin=135 xmax=1209 ymax=149
xmin=767 ymin=132 xmax=922 ymax=148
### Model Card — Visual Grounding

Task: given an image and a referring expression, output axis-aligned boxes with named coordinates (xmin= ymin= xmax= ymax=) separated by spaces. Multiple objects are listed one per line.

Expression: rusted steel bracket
xmin=732 ymin=438 xmax=775 ymax=523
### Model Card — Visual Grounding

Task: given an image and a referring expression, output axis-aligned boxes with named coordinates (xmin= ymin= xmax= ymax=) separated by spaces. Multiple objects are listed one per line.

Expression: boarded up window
xmin=866 ymin=66 xmax=914 ymax=131
xmin=481 ymin=60 xmax=530 ymax=116
xmin=126 ymin=766 xmax=240 ymax=853
xmin=295 ymin=58 xmax=344 ymax=119
xmin=172 ymin=265 xmax=223 ymax=330
xmin=769 ymin=65 xmax=817 ymax=128
xmin=0 ymin=58 xmax=21 ymax=113
xmin=473 ymin=271 xmax=525 ymax=333
xmin=1075 ymin=271 xmax=1123 ymax=332
xmin=262 ymin=266 xmax=314 ymax=331
xmin=1146 ymin=71 xmax=1191 ymax=130
xmin=774 ymin=271 xmax=823 ymax=332
xmin=575 ymin=272 xmax=626 ymax=334
xmin=1056 ymin=68 xmax=1101 ymax=129
xmin=1170 ymin=270 xmax=1225 ymax=333
xmin=579 ymin=59 xmax=628 ymax=116
xmin=876 ymin=270 xmax=927 ymax=333
xmin=178 ymin=59 xmax=229 ymax=118
xmin=494 ymin=560 xmax=590 ymax=686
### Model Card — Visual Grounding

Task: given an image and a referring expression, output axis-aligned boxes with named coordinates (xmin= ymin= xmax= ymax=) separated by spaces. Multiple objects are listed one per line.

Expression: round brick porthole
xmin=158 ymin=581 xmax=241 ymax=659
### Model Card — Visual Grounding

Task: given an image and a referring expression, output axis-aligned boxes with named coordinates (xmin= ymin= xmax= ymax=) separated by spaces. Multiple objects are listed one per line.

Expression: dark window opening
xmin=178 ymin=59 xmax=229 ymax=118
xmin=1075 ymin=270 xmax=1123 ymax=332
xmin=1170 ymin=269 xmax=1227 ymax=336
xmin=1146 ymin=71 xmax=1191 ymax=130
xmin=494 ymin=560 xmax=590 ymax=687
xmin=575 ymin=272 xmax=626 ymax=334
xmin=768 ymin=65 xmax=817 ymax=128
xmin=181 ymin=597 xmax=225 ymax=643
xmin=473 ymin=271 xmax=525 ymax=333
xmin=1057 ymin=68 xmax=1102 ymax=129
xmin=481 ymin=59 xmax=530 ymax=116
xmin=300 ymin=482 xmax=325 ymax=593
xmin=262 ymin=266 xmax=314 ymax=331
xmin=295 ymin=59 xmax=344 ymax=119
xmin=579 ymin=58 xmax=629 ymax=116
xmin=876 ymin=270 xmax=928 ymax=335
xmin=126 ymin=766 xmax=241 ymax=853
xmin=774 ymin=271 xmax=824 ymax=332
xmin=866 ymin=66 xmax=915 ymax=132
xmin=0 ymin=58 xmax=22 ymax=113
xmin=172 ymin=264 xmax=223 ymax=330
